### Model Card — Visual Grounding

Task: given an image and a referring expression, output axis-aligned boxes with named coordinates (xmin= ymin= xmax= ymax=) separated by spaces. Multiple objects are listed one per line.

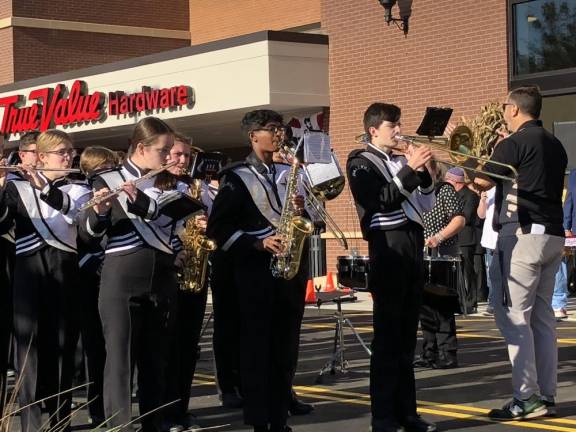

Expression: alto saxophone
xmin=270 ymin=154 xmax=314 ymax=280
xmin=178 ymin=179 xmax=217 ymax=293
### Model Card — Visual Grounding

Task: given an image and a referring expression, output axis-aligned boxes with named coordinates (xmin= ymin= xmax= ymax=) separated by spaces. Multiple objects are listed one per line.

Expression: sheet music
xmin=303 ymin=132 xmax=332 ymax=164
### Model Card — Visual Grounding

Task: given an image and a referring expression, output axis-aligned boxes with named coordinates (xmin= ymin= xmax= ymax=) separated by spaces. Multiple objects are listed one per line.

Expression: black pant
xmin=368 ymin=225 xmax=423 ymax=426
xmin=460 ymin=245 xmax=477 ymax=310
xmin=99 ymin=248 xmax=177 ymax=432
xmin=0 ymin=238 xmax=14 ymax=417
xmin=13 ymin=247 xmax=79 ymax=432
xmin=420 ymin=292 xmax=457 ymax=361
xmin=234 ymin=249 xmax=303 ymax=427
xmin=211 ymin=250 xmax=241 ymax=394
xmin=165 ymin=288 xmax=208 ymax=420
xmin=78 ymin=265 xmax=106 ymax=421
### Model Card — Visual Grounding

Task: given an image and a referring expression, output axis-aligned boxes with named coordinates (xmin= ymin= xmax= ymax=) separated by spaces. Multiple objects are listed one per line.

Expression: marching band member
xmin=272 ymin=149 xmax=314 ymax=416
xmin=207 ymin=110 xmax=306 ymax=432
xmin=156 ymin=134 xmax=211 ymax=431
xmin=0 ymin=130 xmax=88 ymax=432
xmin=81 ymin=117 xmax=202 ymax=432
xmin=75 ymin=146 xmax=119 ymax=425
xmin=346 ymin=103 xmax=437 ymax=432
xmin=0 ymin=134 xmax=13 ymax=418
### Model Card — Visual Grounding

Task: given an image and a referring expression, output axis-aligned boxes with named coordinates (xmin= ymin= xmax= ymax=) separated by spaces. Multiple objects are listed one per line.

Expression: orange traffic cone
xmin=324 ymin=271 xmax=335 ymax=292
xmin=304 ymin=279 xmax=316 ymax=304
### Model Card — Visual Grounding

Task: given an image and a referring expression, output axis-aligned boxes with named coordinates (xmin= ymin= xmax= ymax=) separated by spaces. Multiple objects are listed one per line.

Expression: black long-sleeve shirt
xmin=79 ymin=159 xmax=203 ymax=256
xmin=346 ymin=144 xmax=435 ymax=239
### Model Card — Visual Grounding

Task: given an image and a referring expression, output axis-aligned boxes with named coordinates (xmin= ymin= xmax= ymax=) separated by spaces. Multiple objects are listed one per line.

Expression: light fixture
xmin=378 ymin=0 xmax=412 ymax=36
xmin=527 ymin=14 xmax=539 ymax=23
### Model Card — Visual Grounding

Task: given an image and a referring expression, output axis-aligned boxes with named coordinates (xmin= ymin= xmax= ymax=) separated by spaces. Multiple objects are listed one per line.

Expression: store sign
xmin=0 ymin=80 xmax=194 ymax=136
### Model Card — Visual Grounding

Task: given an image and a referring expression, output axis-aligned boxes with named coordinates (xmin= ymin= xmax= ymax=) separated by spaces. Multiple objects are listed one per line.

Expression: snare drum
xmin=423 ymin=255 xmax=465 ymax=313
xmin=337 ymin=255 xmax=370 ymax=291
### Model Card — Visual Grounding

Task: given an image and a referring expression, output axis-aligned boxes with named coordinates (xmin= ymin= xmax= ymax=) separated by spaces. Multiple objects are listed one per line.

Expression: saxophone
xmin=178 ymin=179 xmax=217 ymax=293
xmin=270 ymin=154 xmax=314 ymax=280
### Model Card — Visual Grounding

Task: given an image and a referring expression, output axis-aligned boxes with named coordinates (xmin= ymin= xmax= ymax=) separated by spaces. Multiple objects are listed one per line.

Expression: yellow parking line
xmin=294 ymin=388 xmax=576 ymax=432
xmin=302 ymin=324 xmax=576 ymax=344
xmin=195 ymin=374 xmax=576 ymax=430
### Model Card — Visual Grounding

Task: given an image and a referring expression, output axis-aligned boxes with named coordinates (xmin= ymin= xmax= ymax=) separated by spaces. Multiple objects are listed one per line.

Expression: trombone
xmin=355 ymin=125 xmax=518 ymax=182
xmin=302 ymin=180 xmax=348 ymax=250
xmin=277 ymin=146 xmax=349 ymax=250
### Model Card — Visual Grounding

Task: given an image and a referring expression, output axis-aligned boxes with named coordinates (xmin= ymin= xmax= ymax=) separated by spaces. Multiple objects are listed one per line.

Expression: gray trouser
xmin=491 ymin=233 xmax=564 ymax=400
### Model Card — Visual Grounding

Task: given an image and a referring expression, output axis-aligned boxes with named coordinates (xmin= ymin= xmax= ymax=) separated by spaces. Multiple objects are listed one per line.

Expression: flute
xmin=0 ymin=165 xmax=81 ymax=173
xmin=79 ymin=161 xmax=178 ymax=212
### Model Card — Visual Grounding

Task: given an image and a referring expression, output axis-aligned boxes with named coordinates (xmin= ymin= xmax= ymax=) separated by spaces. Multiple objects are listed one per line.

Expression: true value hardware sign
xmin=0 ymin=80 xmax=195 ymax=136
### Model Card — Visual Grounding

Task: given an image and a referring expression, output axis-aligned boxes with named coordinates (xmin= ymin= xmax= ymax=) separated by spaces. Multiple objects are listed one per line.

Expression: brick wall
xmin=189 ymin=0 xmax=321 ymax=44
xmin=13 ymin=0 xmax=189 ymax=30
xmin=12 ymin=27 xmax=189 ymax=82
xmin=0 ymin=28 xmax=13 ymax=85
xmin=0 ymin=0 xmax=11 ymax=19
xmin=322 ymin=0 xmax=509 ymax=273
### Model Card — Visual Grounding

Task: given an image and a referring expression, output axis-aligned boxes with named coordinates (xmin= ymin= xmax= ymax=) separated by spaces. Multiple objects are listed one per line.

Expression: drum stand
xmin=316 ymin=296 xmax=372 ymax=383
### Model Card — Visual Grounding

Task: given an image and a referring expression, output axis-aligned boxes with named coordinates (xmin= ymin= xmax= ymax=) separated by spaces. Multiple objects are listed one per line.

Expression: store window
xmin=509 ymin=0 xmax=576 ymax=93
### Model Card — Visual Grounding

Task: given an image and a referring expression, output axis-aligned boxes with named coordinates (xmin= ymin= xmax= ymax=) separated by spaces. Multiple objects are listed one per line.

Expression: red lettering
xmin=147 ymin=89 xmax=159 ymax=110
xmin=53 ymin=98 xmax=69 ymax=125
xmin=177 ymin=86 xmax=188 ymax=105
xmin=0 ymin=95 xmax=20 ymax=134
xmin=160 ymin=89 xmax=170 ymax=108
xmin=108 ymin=92 xmax=119 ymax=116
xmin=169 ymin=87 xmax=177 ymax=107
xmin=120 ymin=95 xmax=128 ymax=114
xmin=135 ymin=93 xmax=145 ymax=112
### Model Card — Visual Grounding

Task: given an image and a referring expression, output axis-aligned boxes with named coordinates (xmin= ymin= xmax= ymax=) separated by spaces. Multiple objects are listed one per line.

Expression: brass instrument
xmin=178 ymin=179 xmax=216 ymax=293
xmin=302 ymin=177 xmax=348 ymax=250
xmin=354 ymin=126 xmax=518 ymax=182
xmin=278 ymin=147 xmax=348 ymax=250
xmin=79 ymin=161 xmax=178 ymax=211
xmin=271 ymin=148 xmax=314 ymax=280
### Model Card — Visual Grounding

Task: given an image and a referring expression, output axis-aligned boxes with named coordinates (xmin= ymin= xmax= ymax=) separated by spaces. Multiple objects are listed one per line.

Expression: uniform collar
xmin=246 ymin=152 xmax=275 ymax=175
xmin=124 ymin=158 xmax=149 ymax=177
xmin=367 ymin=142 xmax=402 ymax=162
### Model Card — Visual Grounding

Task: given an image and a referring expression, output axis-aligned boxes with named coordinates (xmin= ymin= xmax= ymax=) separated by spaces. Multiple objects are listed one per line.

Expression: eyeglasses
xmin=252 ymin=125 xmax=286 ymax=135
xmin=501 ymin=102 xmax=515 ymax=110
xmin=43 ymin=149 xmax=76 ymax=157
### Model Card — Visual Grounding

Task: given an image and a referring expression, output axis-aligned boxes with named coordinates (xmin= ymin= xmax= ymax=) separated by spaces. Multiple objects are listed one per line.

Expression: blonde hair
xmin=80 ymin=146 xmax=118 ymax=175
xmin=37 ymin=130 xmax=72 ymax=153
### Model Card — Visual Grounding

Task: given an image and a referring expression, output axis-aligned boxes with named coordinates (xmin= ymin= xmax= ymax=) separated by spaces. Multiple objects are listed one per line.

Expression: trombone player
xmin=347 ymin=102 xmax=437 ymax=432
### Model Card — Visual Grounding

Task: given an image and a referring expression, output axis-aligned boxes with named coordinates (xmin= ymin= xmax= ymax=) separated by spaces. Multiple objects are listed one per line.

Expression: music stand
xmin=416 ymin=107 xmax=453 ymax=137
xmin=190 ymin=151 xmax=228 ymax=180
xmin=315 ymin=290 xmax=372 ymax=383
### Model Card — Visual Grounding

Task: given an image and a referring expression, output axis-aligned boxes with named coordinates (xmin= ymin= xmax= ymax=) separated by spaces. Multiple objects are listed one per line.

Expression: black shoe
xmin=269 ymin=426 xmax=292 ymax=432
xmin=371 ymin=419 xmax=406 ymax=432
xmin=400 ymin=415 xmax=437 ymax=432
xmin=221 ymin=391 xmax=244 ymax=409
xmin=433 ymin=358 xmax=458 ymax=369
xmin=289 ymin=396 xmax=314 ymax=415
xmin=413 ymin=355 xmax=434 ymax=368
